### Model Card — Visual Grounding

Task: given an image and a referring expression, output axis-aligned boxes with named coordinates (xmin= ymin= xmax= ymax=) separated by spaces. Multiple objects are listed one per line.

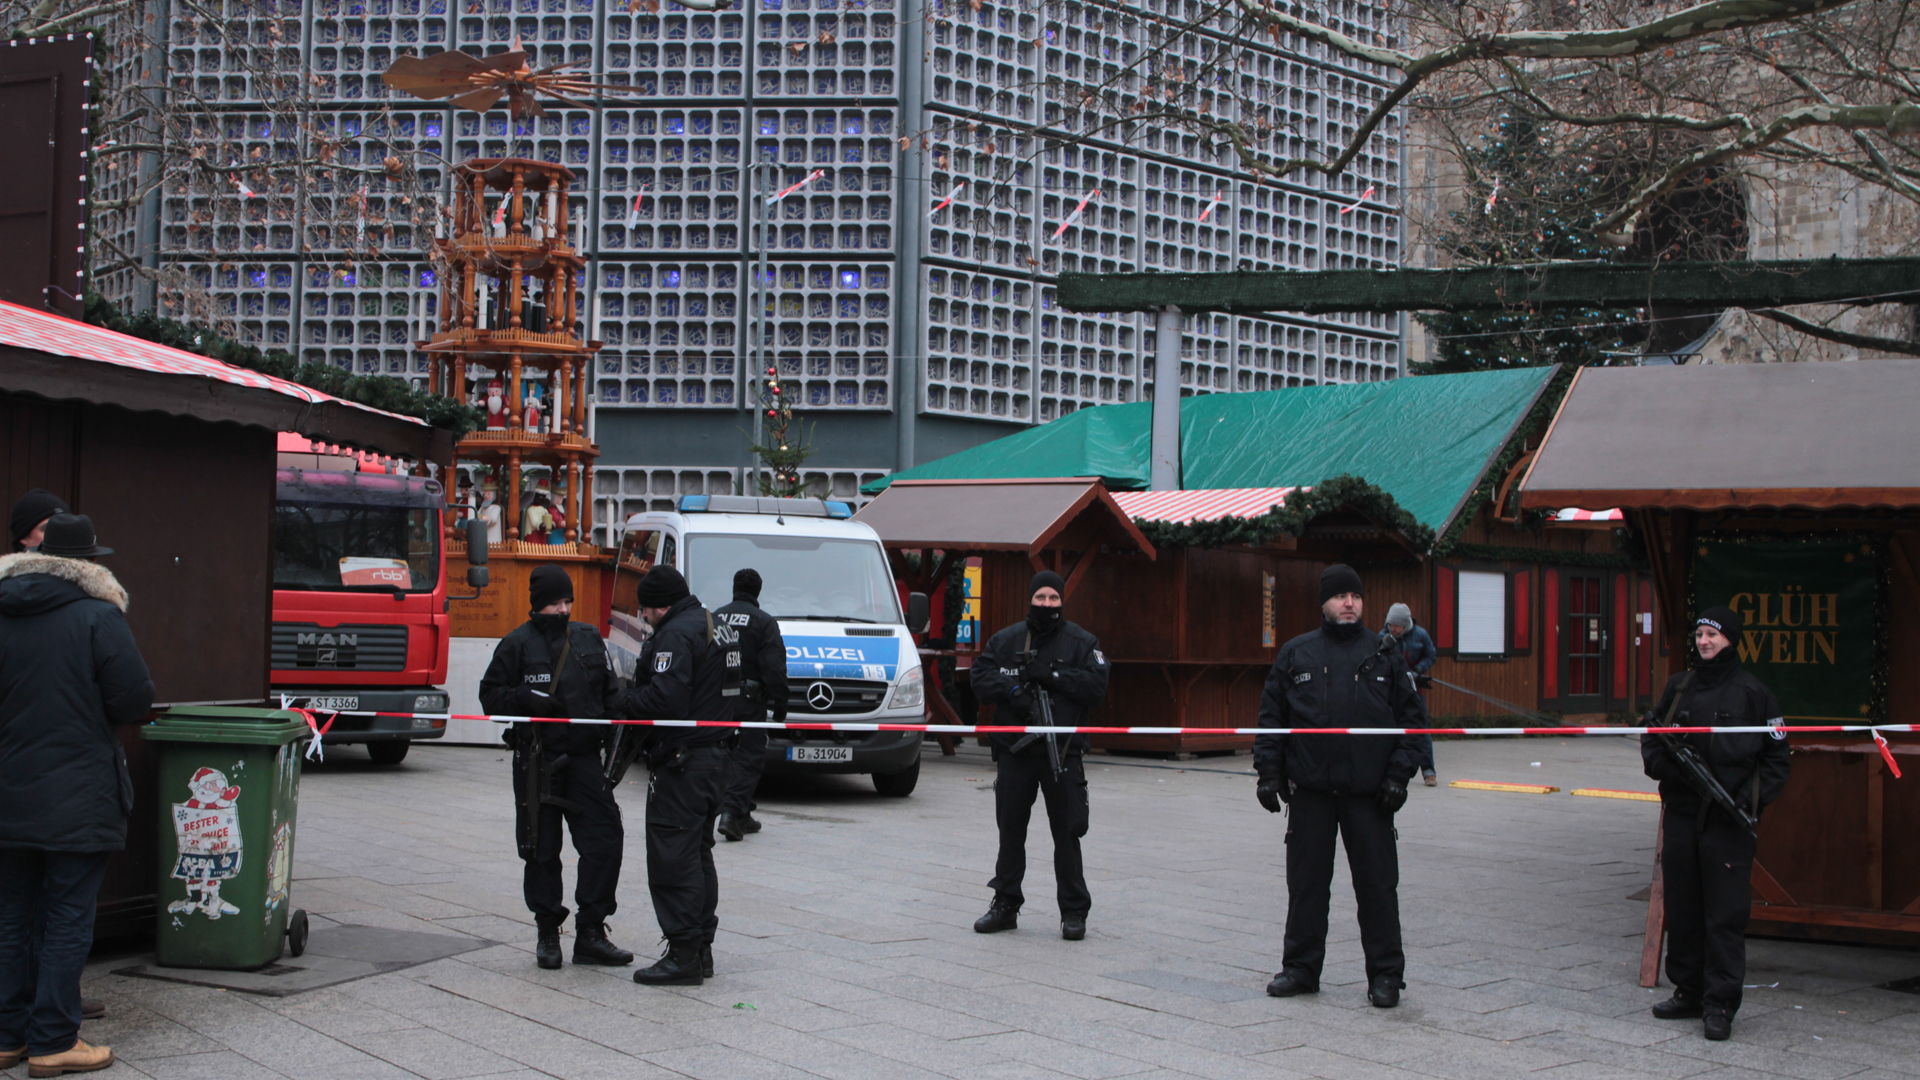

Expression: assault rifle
xmin=603 ymin=721 xmax=649 ymax=787
xmin=1008 ymin=645 xmax=1066 ymax=780
xmin=1653 ymin=730 xmax=1759 ymax=836
xmin=514 ymin=709 xmax=583 ymax=860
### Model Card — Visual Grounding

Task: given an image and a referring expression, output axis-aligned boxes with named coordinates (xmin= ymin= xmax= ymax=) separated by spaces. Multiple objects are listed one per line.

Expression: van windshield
xmin=687 ymin=534 xmax=901 ymax=624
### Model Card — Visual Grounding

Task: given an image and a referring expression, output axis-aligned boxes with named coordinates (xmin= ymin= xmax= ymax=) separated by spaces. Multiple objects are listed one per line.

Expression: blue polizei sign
xmin=784 ymin=635 xmax=900 ymax=681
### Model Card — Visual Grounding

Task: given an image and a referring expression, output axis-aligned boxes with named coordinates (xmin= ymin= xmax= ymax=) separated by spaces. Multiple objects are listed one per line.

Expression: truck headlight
xmin=413 ymin=694 xmax=448 ymax=712
xmin=888 ymin=665 xmax=925 ymax=710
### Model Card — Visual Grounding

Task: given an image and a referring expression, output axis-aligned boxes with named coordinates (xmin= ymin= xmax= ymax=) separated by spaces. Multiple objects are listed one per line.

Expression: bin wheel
xmin=287 ymin=909 xmax=309 ymax=958
xmin=367 ymin=740 xmax=410 ymax=765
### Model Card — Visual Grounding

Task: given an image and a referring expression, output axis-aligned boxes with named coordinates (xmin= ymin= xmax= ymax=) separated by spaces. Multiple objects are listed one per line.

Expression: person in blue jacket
xmin=1383 ymin=604 xmax=1438 ymax=785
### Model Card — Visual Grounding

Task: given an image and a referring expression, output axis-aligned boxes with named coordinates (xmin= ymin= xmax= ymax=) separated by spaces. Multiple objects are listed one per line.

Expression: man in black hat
xmin=970 ymin=570 xmax=1109 ymax=941
xmin=617 ymin=565 xmax=737 ymax=986
xmin=9 ymin=489 xmax=69 ymax=553
xmin=479 ymin=564 xmax=633 ymax=971
xmin=1642 ymin=605 xmax=1791 ymax=1042
xmin=1 ymin=514 xmax=152 ymax=1075
xmin=713 ymin=568 xmax=788 ymax=842
xmin=1255 ymin=563 xmax=1426 ymax=1007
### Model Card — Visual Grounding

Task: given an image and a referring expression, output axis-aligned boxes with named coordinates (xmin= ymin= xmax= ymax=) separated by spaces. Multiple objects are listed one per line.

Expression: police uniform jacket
xmin=714 ymin=596 xmax=788 ymax=723
xmin=479 ymin=615 xmax=620 ymax=755
xmin=1255 ymin=620 xmax=1425 ymax=794
xmin=972 ymin=619 xmax=1109 ymax=758
xmin=1640 ymin=662 xmax=1791 ymax=814
xmin=618 ymin=594 xmax=736 ymax=749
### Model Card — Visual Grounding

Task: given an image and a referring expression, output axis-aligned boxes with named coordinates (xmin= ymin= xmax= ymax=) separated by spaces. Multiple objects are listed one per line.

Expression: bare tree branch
xmin=1752 ymin=306 xmax=1920 ymax=355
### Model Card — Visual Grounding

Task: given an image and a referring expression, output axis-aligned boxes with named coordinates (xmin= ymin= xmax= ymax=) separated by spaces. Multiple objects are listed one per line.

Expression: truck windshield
xmin=687 ymin=534 xmax=901 ymax=624
xmin=273 ymin=469 xmax=440 ymax=593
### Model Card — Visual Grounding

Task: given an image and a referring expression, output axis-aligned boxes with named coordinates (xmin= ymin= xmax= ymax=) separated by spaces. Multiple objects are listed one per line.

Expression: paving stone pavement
xmin=65 ymin=737 xmax=1920 ymax=1080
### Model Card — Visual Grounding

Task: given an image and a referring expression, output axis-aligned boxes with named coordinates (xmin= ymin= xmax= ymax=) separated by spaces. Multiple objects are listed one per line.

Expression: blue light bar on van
xmin=824 ymin=500 xmax=852 ymax=519
xmin=678 ymin=495 xmax=712 ymax=512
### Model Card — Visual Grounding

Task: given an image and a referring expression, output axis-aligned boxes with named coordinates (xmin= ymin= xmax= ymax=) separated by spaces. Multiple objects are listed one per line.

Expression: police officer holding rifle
xmin=1641 ymin=605 xmax=1791 ymax=1042
xmin=970 ymin=570 xmax=1109 ymax=941
xmin=479 ymin=564 xmax=633 ymax=971
xmin=618 ymin=565 xmax=738 ymax=986
xmin=1256 ymin=564 xmax=1425 ymax=1007
xmin=714 ymin=568 xmax=788 ymax=841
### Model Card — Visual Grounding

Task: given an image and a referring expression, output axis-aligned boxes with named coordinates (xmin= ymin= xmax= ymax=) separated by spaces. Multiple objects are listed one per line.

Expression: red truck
xmin=271 ymin=435 xmax=487 ymax=763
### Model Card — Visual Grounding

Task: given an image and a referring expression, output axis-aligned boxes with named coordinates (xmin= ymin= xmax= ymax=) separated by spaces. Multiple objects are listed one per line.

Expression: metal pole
xmin=1150 ymin=304 xmax=1182 ymax=490
xmin=749 ymin=161 xmax=773 ymax=492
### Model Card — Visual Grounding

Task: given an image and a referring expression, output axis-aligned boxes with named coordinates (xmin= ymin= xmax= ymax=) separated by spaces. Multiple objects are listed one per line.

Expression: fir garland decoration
xmin=83 ymin=293 xmax=484 ymax=439
xmin=1132 ymin=475 xmax=1437 ymax=552
xmin=1442 ymin=543 xmax=1641 ymax=570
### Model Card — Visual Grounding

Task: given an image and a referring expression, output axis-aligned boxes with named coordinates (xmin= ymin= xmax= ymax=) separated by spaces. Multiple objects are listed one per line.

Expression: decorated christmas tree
xmin=749 ymin=365 xmax=817 ymax=497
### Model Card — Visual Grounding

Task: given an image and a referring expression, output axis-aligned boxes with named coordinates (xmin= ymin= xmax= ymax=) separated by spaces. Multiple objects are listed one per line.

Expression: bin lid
xmin=142 ymin=706 xmax=314 ymax=746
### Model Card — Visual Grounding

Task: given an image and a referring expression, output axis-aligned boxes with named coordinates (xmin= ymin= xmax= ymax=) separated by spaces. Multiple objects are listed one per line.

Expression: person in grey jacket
xmin=0 ymin=515 xmax=153 ymax=1076
xmin=1383 ymin=603 xmax=1438 ymax=785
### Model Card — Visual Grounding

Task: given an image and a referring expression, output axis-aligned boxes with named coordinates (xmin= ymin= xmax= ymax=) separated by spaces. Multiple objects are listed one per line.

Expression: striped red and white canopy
xmin=1111 ymin=487 xmax=1300 ymax=524
xmin=1551 ymin=507 xmax=1624 ymax=522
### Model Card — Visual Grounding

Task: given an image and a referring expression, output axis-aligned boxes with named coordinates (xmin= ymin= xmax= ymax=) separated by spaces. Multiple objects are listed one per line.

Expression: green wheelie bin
xmin=140 ymin=706 xmax=312 ymax=969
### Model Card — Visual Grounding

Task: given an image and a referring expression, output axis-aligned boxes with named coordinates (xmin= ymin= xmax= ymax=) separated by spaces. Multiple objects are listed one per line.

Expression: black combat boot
xmin=1061 ymin=915 xmax=1086 ymax=941
xmin=717 ymin=812 xmax=745 ymax=842
xmin=1703 ymin=1011 xmax=1733 ymax=1041
xmin=572 ymin=922 xmax=634 ymax=966
xmin=633 ymin=940 xmax=704 ymax=986
xmin=701 ymin=944 xmax=715 ymax=978
xmin=738 ymin=813 xmax=762 ymax=834
xmin=1651 ymin=994 xmax=1703 ymax=1020
xmin=972 ymin=901 xmax=1018 ymax=934
xmin=535 ymin=926 xmax=563 ymax=970
xmin=1368 ymin=976 xmax=1402 ymax=1009
xmin=1265 ymin=971 xmax=1316 ymax=997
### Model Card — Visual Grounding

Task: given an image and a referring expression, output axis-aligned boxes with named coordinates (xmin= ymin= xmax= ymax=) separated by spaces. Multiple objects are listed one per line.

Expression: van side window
xmin=612 ymin=529 xmax=659 ymax=616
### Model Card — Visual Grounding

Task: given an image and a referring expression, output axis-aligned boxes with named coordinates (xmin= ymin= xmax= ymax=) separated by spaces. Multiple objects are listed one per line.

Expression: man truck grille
xmin=272 ymin=623 xmax=409 ymax=671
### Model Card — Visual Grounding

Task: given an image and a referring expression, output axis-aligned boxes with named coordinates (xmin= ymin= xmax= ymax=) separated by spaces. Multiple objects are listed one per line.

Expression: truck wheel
xmin=367 ymin=740 xmax=410 ymax=765
xmin=872 ymin=758 xmax=919 ymax=797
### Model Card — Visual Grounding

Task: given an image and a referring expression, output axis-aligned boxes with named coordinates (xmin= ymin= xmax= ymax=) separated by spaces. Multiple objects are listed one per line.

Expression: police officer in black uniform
xmin=618 ymin=565 xmax=738 ymax=986
xmin=1642 ymin=605 xmax=1791 ymax=1042
xmin=1256 ymin=564 xmax=1425 ymax=1007
xmin=970 ymin=570 xmax=1109 ymax=941
xmin=714 ymin=568 xmax=788 ymax=841
xmin=479 ymin=564 xmax=633 ymax=970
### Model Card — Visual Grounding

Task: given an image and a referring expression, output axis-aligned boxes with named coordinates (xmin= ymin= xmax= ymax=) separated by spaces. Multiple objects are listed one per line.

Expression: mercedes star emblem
xmin=805 ymin=681 xmax=836 ymax=711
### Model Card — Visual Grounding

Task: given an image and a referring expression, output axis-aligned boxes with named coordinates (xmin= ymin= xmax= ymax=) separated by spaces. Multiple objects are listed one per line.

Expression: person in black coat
xmin=0 ymin=515 xmax=152 ymax=1075
xmin=479 ymin=564 xmax=633 ymax=971
xmin=713 ymin=568 xmax=788 ymax=842
xmin=616 ymin=566 xmax=738 ymax=986
xmin=1641 ymin=605 xmax=1791 ymax=1042
xmin=1255 ymin=564 xmax=1426 ymax=1008
xmin=969 ymin=570 xmax=1110 ymax=941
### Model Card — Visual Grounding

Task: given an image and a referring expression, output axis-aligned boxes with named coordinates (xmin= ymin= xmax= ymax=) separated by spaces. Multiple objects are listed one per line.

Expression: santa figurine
xmin=485 ymin=379 xmax=507 ymax=430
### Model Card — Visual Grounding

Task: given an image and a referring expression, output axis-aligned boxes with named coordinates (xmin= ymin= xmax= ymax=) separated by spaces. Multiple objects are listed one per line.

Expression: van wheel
xmin=368 ymin=740 xmax=410 ymax=765
xmin=872 ymin=758 xmax=919 ymax=797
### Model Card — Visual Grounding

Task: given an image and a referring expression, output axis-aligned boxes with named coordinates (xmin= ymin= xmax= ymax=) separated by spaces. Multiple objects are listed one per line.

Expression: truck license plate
xmin=305 ymin=696 xmax=359 ymax=711
xmin=787 ymin=746 xmax=853 ymax=763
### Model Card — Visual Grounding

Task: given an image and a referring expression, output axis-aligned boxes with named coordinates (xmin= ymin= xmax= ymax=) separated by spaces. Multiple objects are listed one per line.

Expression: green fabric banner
xmin=1693 ymin=538 xmax=1880 ymax=722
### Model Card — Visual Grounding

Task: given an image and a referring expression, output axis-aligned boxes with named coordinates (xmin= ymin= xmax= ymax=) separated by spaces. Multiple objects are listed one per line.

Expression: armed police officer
xmin=618 ymin=565 xmax=738 ymax=986
xmin=1256 ymin=564 xmax=1425 ymax=1008
xmin=479 ymin=564 xmax=633 ymax=971
xmin=970 ymin=570 xmax=1109 ymax=941
xmin=1641 ymin=605 xmax=1791 ymax=1042
xmin=714 ymin=568 xmax=788 ymax=842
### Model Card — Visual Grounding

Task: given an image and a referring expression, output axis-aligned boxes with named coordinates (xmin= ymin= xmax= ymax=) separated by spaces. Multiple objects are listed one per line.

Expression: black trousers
xmin=1280 ymin=788 xmax=1405 ymax=986
xmin=990 ymin=752 xmax=1091 ymax=917
xmin=647 ymin=745 xmax=729 ymax=945
xmin=0 ymin=850 xmax=110 ymax=1056
xmin=512 ymin=750 xmax=624 ymax=928
xmin=722 ymin=728 xmax=769 ymax=816
xmin=1661 ymin=804 xmax=1757 ymax=1015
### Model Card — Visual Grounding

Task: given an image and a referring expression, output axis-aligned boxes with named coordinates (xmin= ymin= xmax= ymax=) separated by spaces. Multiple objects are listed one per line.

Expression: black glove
xmin=1256 ymin=776 xmax=1287 ymax=813
xmin=1019 ymin=656 xmax=1052 ymax=688
xmin=1004 ymin=691 xmax=1034 ymax=722
xmin=1377 ymin=777 xmax=1408 ymax=814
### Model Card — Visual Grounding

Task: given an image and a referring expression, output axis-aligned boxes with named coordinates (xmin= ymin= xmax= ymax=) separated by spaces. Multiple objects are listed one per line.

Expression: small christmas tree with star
xmin=749 ymin=365 xmax=817 ymax=497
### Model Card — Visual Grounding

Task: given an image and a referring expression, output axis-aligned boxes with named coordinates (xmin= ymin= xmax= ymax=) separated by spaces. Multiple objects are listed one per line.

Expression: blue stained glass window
xmin=840 ymin=269 xmax=860 ymax=289
xmin=250 ymin=271 xmax=268 ymax=287
xmin=419 ymin=269 xmax=437 ymax=287
xmin=667 ymin=116 xmax=686 ymax=134
xmin=665 ymin=270 xmax=681 ymax=287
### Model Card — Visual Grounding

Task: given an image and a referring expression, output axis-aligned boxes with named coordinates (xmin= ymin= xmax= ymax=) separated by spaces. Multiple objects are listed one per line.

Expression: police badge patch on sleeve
xmin=655 ymin=652 xmax=673 ymax=673
xmin=1767 ymin=716 xmax=1786 ymax=740
xmin=1092 ymin=650 xmax=1106 ymax=665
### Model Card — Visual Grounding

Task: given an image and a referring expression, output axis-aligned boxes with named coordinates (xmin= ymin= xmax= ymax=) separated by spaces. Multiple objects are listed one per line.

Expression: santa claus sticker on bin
xmin=168 ymin=768 xmax=244 ymax=919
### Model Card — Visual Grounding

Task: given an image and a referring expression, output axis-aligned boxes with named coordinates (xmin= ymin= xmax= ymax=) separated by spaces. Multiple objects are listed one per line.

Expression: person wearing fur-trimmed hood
xmin=0 ymin=514 xmax=154 ymax=1076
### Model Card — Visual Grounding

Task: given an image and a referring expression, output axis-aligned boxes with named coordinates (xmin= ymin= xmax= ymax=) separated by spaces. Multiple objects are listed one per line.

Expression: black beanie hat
xmin=637 ymin=565 xmax=690 ymax=608
xmin=734 ymin=567 xmax=763 ymax=601
xmin=528 ymin=564 xmax=574 ymax=612
xmin=1029 ymin=570 xmax=1066 ymax=599
xmin=10 ymin=488 xmax=69 ymax=546
xmin=1696 ymin=605 xmax=1743 ymax=646
xmin=1319 ymin=563 xmax=1364 ymax=604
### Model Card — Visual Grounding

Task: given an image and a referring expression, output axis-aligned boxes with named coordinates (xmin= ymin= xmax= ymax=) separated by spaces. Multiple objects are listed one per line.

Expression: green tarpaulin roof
xmin=865 ymin=367 xmax=1557 ymax=536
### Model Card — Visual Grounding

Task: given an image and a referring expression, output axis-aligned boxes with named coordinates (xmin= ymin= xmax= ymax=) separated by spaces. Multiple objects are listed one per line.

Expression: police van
xmin=607 ymin=495 xmax=931 ymax=796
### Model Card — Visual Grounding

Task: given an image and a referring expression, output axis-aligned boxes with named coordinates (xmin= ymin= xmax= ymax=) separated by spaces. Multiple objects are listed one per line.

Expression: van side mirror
xmin=467 ymin=566 xmax=489 ymax=590
xmin=907 ymin=591 xmax=930 ymax=635
xmin=465 ymin=518 xmax=489 ymax=564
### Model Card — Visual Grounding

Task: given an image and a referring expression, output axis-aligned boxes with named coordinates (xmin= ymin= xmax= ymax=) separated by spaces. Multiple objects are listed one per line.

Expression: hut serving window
xmin=1456 ymin=570 xmax=1508 ymax=656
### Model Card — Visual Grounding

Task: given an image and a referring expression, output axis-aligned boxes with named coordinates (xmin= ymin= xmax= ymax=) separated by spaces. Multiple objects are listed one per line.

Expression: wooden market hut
xmin=1 ymin=301 xmax=444 ymax=938
xmin=1519 ymin=359 xmax=1920 ymax=948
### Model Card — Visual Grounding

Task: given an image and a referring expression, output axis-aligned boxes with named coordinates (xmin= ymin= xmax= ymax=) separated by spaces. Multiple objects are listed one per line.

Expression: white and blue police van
xmin=606 ymin=494 xmax=931 ymax=796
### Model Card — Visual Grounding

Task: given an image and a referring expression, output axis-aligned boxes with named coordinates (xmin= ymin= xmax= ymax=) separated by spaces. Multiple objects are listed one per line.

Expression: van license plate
xmin=788 ymin=746 xmax=853 ymax=763
xmin=306 ymin=696 xmax=359 ymax=711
